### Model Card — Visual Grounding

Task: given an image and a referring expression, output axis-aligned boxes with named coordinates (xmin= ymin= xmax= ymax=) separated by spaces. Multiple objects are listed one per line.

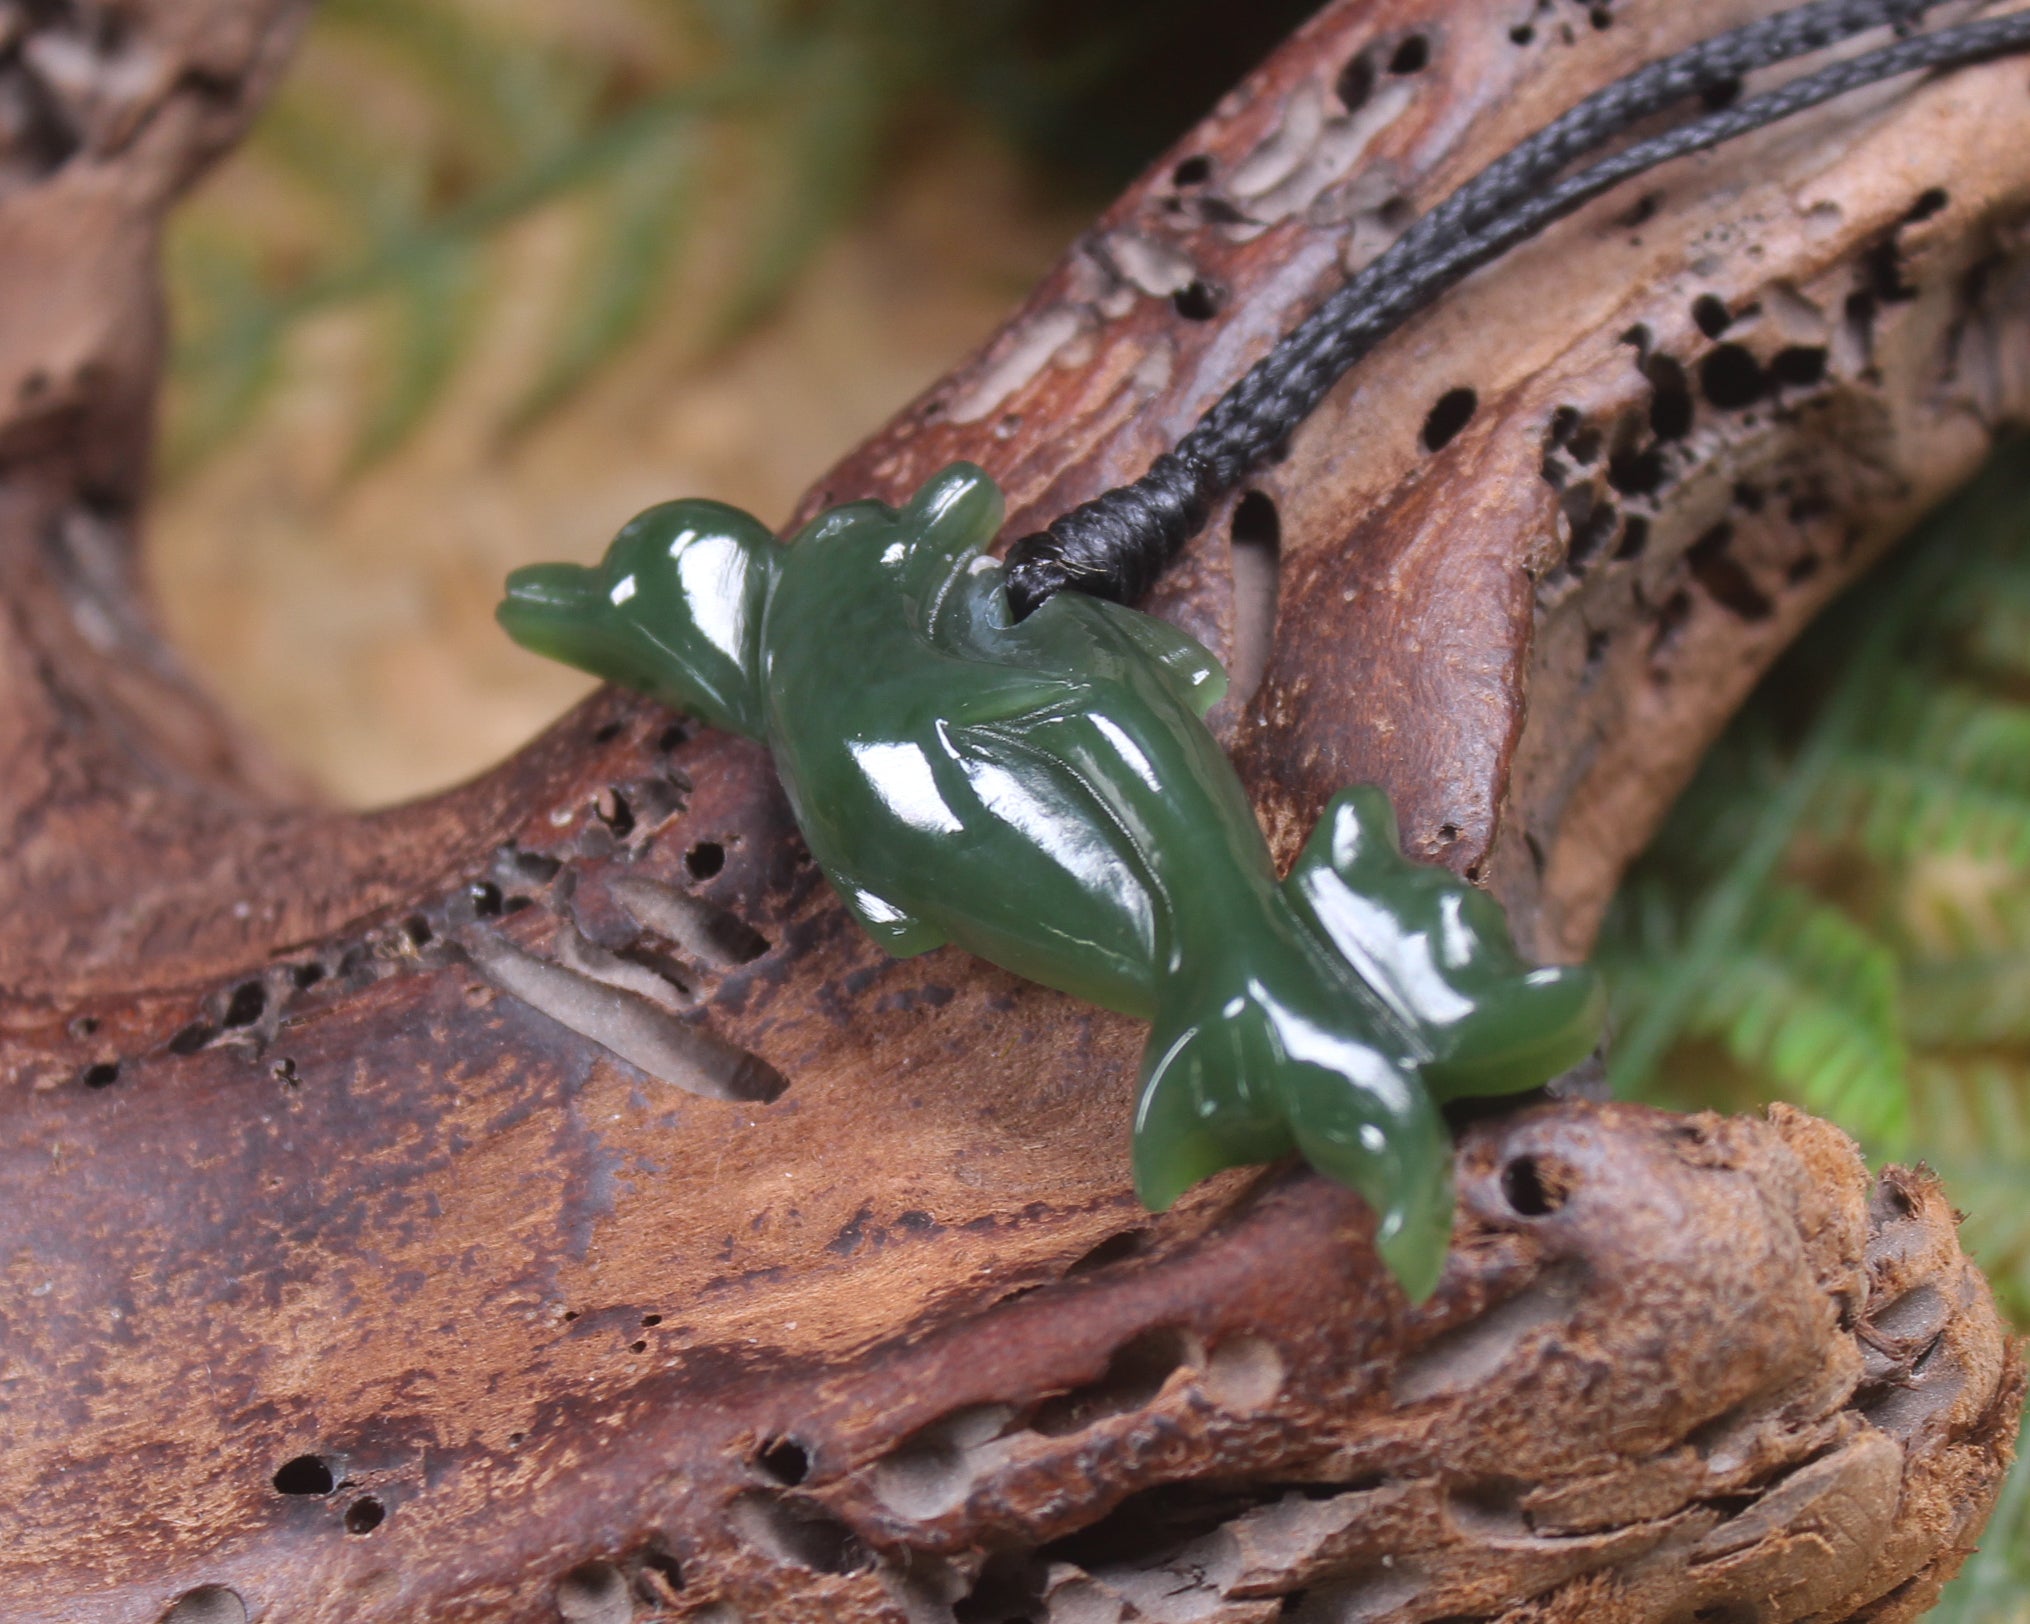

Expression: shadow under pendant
xmin=498 ymin=462 xmax=1603 ymax=1297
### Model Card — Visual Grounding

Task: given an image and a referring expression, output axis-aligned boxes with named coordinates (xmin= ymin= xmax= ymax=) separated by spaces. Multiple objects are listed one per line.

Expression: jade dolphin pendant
xmin=498 ymin=463 xmax=1603 ymax=1296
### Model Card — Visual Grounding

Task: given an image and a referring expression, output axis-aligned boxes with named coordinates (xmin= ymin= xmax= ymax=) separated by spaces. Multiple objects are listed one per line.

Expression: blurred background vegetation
xmin=153 ymin=0 xmax=2027 ymax=1614
xmin=1603 ymin=455 xmax=2030 ymax=1620
xmin=150 ymin=0 xmax=1313 ymax=804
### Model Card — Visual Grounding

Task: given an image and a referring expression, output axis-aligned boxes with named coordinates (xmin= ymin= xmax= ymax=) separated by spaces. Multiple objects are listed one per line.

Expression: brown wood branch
xmin=0 ymin=2 xmax=2022 ymax=1621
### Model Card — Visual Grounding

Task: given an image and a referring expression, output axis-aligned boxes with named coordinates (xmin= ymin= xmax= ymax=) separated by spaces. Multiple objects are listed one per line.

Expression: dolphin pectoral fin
xmin=832 ymin=876 xmax=947 ymax=958
xmin=1132 ymin=1037 xmax=1291 ymax=1212
xmin=1040 ymin=594 xmax=1228 ymax=717
xmin=1134 ymin=974 xmax=1451 ymax=1299
xmin=1133 ymin=987 xmax=1293 ymax=1212
xmin=1108 ymin=607 xmax=1229 ymax=718
xmin=902 ymin=462 xmax=1005 ymax=547
xmin=1290 ymin=783 xmax=1402 ymax=883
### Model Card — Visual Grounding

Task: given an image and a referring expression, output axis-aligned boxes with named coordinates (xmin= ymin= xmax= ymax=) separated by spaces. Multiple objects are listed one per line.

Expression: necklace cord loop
xmin=1003 ymin=0 xmax=2014 ymax=618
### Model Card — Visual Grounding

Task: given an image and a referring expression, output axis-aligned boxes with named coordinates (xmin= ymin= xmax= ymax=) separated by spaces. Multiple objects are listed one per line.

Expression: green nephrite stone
xmin=498 ymin=462 xmax=1604 ymax=1298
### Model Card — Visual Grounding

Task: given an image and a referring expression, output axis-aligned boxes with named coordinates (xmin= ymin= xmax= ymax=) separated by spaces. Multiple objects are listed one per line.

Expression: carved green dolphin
xmin=498 ymin=462 xmax=1602 ymax=1296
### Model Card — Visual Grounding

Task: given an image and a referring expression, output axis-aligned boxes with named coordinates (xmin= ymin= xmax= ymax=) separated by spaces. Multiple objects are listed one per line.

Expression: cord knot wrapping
xmin=1004 ymin=451 xmax=1214 ymax=617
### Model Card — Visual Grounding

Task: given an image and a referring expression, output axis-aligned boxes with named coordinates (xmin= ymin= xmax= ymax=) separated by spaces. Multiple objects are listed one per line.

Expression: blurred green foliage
xmin=161 ymin=0 xmax=1315 ymax=478
xmin=1601 ymin=448 xmax=2030 ymax=1616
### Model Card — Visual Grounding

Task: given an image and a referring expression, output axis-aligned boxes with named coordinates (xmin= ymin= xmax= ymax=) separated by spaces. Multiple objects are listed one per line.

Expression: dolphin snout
xmin=497 ymin=562 xmax=614 ymax=666
xmin=500 ymin=561 xmax=600 ymax=616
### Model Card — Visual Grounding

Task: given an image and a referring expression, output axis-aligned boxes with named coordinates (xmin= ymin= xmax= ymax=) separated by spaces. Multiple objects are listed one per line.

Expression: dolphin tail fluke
xmin=1286 ymin=786 xmax=1606 ymax=1103
xmin=1133 ymin=949 xmax=1455 ymax=1301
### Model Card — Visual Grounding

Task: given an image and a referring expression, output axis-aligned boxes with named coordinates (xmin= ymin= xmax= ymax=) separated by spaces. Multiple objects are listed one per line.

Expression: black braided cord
xmin=1003 ymin=0 xmax=2020 ymax=616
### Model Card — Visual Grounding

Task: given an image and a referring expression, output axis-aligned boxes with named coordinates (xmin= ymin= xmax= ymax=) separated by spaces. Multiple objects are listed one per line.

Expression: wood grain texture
xmin=0 ymin=2 xmax=2022 ymax=1620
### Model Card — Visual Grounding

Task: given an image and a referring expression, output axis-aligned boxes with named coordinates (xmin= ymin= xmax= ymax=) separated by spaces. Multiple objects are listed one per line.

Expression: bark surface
xmin=0 ymin=2 xmax=2023 ymax=1621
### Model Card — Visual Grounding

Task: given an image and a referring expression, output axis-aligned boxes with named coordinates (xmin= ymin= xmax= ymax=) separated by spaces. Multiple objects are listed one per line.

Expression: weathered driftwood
xmin=0 ymin=1 xmax=2023 ymax=1620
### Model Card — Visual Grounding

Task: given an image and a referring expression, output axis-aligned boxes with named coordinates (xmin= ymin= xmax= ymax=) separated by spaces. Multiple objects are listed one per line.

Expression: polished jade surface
xmin=498 ymin=462 xmax=1603 ymax=1297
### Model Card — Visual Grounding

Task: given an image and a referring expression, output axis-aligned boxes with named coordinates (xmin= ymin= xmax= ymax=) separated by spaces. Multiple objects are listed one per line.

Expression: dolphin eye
xmin=609 ymin=574 xmax=638 ymax=606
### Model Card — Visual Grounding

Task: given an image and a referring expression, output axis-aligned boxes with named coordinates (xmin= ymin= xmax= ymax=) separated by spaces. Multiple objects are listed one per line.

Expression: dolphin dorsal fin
xmin=893 ymin=463 xmax=1006 ymax=639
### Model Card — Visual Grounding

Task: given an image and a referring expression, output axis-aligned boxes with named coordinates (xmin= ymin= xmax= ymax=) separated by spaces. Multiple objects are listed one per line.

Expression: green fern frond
xmin=161 ymin=0 xmax=1340 ymax=475
xmin=1807 ymin=677 xmax=2030 ymax=866
xmin=1606 ymin=452 xmax=2030 ymax=1618
xmin=1692 ymin=885 xmax=1909 ymax=1146
xmin=1875 ymin=676 xmax=2030 ymax=783
xmin=1820 ymin=754 xmax=2030 ymax=868
xmin=707 ymin=33 xmax=886 ymax=343
xmin=163 ymin=0 xmax=902 ymax=478
xmin=352 ymin=240 xmax=481 ymax=470
xmin=506 ymin=128 xmax=699 ymax=432
xmin=160 ymin=0 xmax=1350 ymax=477
xmin=1964 ymin=600 xmax=2030 ymax=693
xmin=319 ymin=0 xmax=600 ymax=162
xmin=1607 ymin=454 xmax=2030 ymax=1607
xmin=1644 ymin=715 xmax=1796 ymax=886
xmin=1935 ymin=547 xmax=2030 ymax=695
xmin=159 ymin=231 xmax=285 ymax=474
xmin=1912 ymin=1052 xmax=2030 ymax=1172
xmin=1605 ymin=514 xmax=1954 ymax=1094
xmin=1604 ymin=456 xmax=2030 ymax=1179
xmin=254 ymin=91 xmax=431 ymax=230
xmin=1906 ymin=947 xmax=2030 ymax=1049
